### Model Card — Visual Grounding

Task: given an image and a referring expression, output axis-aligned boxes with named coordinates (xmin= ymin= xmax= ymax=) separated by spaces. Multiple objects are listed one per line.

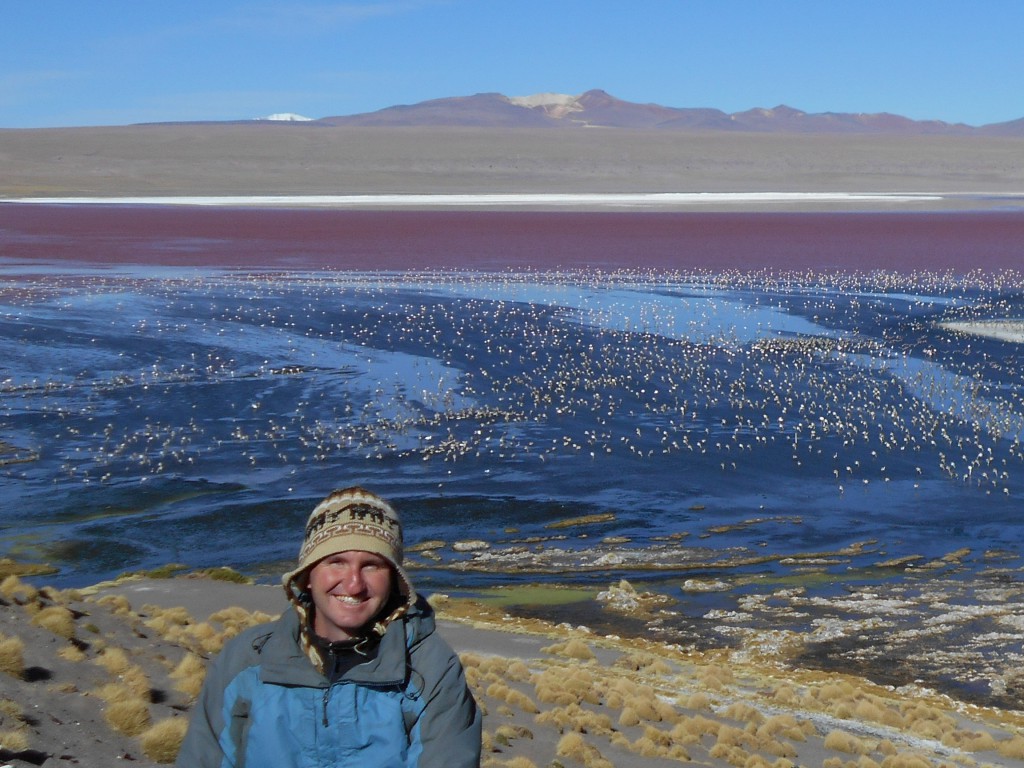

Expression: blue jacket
xmin=176 ymin=596 xmax=481 ymax=767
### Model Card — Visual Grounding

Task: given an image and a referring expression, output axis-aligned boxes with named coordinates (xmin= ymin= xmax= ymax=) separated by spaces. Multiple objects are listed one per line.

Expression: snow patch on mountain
xmin=257 ymin=113 xmax=313 ymax=122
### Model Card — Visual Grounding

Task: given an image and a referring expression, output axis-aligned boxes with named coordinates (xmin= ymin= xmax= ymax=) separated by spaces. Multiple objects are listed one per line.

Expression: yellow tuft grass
xmin=555 ymin=731 xmax=613 ymax=768
xmin=105 ymin=696 xmax=151 ymax=737
xmin=499 ymin=758 xmax=537 ymax=768
xmin=619 ymin=706 xmax=641 ymax=727
xmin=723 ymin=701 xmax=765 ymax=725
xmin=823 ymin=729 xmax=869 ymax=755
xmin=0 ymin=729 xmax=30 ymax=751
xmin=715 ymin=723 xmax=751 ymax=749
xmin=684 ymin=691 xmax=712 ymax=710
xmin=0 ymin=575 xmax=38 ymax=603
xmin=95 ymin=646 xmax=132 ymax=675
xmin=170 ymin=653 xmax=207 ymax=698
xmin=697 ymin=663 xmax=735 ymax=690
xmin=942 ymin=729 xmax=996 ymax=751
xmin=707 ymin=742 xmax=751 ymax=767
xmin=94 ymin=593 xmax=133 ymax=615
xmin=542 ymin=638 xmax=596 ymax=661
xmin=672 ymin=713 xmax=721 ymax=739
xmin=998 ymin=735 xmax=1024 ymax=759
xmin=140 ymin=716 xmax=189 ymax=764
xmin=120 ymin=663 xmax=153 ymax=699
xmin=0 ymin=634 xmax=25 ymax=678
xmin=93 ymin=682 xmax=134 ymax=704
xmin=30 ymin=604 xmax=76 ymax=639
xmin=505 ymin=660 xmax=532 ymax=682
xmin=772 ymin=684 xmax=798 ymax=704
xmin=58 ymin=644 xmax=88 ymax=662
xmin=0 ymin=697 xmax=24 ymax=720
xmin=877 ymin=754 xmax=932 ymax=768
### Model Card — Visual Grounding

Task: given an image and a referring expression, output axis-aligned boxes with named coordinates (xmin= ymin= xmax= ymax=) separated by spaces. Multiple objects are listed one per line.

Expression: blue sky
xmin=3 ymin=0 xmax=1022 ymax=129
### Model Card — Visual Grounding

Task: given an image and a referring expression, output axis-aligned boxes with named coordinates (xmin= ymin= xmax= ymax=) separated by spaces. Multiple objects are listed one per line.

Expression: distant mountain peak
xmin=314 ymin=91 xmax=1022 ymax=135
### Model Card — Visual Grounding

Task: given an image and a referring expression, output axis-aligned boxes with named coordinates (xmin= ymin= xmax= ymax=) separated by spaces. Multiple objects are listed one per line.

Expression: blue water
xmin=2 ymin=261 xmax=1022 ymax=594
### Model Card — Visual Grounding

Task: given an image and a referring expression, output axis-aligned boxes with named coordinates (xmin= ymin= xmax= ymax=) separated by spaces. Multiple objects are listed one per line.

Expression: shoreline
xmin=4 ymin=570 xmax=1024 ymax=767
xmin=5 ymin=190 xmax=1024 ymax=212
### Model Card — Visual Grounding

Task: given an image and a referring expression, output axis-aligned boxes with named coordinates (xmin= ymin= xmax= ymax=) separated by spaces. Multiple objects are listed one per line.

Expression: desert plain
xmin=2 ymin=124 xmax=1024 ymax=210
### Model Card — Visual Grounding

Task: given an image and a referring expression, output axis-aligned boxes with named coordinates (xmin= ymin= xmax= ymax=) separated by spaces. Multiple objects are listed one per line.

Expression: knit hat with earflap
xmin=283 ymin=488 xmax=416 ymax=667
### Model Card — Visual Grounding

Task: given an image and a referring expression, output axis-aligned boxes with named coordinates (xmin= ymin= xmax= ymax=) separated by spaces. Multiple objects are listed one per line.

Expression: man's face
xmin=308 ymin=550 xmax=394 ymax=641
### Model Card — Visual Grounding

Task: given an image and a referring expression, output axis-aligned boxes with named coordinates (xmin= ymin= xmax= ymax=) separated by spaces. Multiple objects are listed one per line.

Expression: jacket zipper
xmin=322 ymin=686 xmax=330 ymax=727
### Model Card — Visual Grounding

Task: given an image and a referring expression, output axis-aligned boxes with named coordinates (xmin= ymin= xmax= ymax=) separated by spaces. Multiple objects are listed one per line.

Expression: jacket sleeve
xmin=175 ymin=628 xmax=265 ymax=768
xmin=407 ymin=633 xmax=482 ymax=768
xmin=175 ymin=653 xmax=231 ymax=767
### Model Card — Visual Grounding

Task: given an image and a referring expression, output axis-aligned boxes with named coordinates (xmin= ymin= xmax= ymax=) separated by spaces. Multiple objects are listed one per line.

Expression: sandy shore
xmin=3 ymin=570 xmax=1024 ymax=767
xmin=4 ymin=125 xmax=1024 ymax=211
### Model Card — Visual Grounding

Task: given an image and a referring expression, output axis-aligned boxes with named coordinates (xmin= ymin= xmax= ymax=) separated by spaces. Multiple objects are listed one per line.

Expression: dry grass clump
xmin=756 ymin=713 xmax=813 ymax=743
xmin=484 ymin=680 xmax=539 ymax=714
xmin=95 ymin=646 xmax=132 ymax=675
xmin=140 ymin=716 xmax=189 ymax=764
xmin=771 ymin=684 xmax=798 ymax=704
xmin=504 ymin=659 xmax=532 ymax=682
xmin=0 ymin=634 xmax=25 ymax=678
xmin=534 ymin=666 xmax=600 ymax=706
xmin=29 ymin=606 xmax=76 ymax=643
xmin=696 ymin=662 xmax=735 ymax=690
xmin=603 ymin=676 xmax=637 ymax=709
xmin=541 ymin=638 xmax=596 ymax=662
xmin=682 ymin=690 xmax=712 ymax=710
xmin=707 ymin=741 xmax=753 ymax=767
xmin=210 ymin=606 xmax=274 ymax=637
xmin=614 ymin=651 xmax=672 ymax=675
xmin=170 ymin=652 xmax=207 ymax=698
xmin=722 ymin=701 xmax=765 ymax=725
xmin=93 ymin=593 xmax=134 ymax=615
xmin=898 ymin=702 xmax=957 ymax=740
xmin=494 ymin=758 xmax=537 ymax=768
xmin=823 ymin=729 xmax=871 ymax=755
xmin=0 ymin=697 xmax=24 ymax=720
xmin=0 ymin=697 xmax=29 ymax=749
xmin=536 ymin=703 xmax=613 ymax=736
xmin=58 ymin=644 xmax=88 ymax=662
xmin=0 ymin=728 xmax=30 ymax=751
xmin=997 ymin=734 xmax=1024 ymax=759
xmin=672 ymin=713 xmax=721 ymax=741
xmin=493 ymin=724 xmax=533 ymax=743
xmin=620 ymin=687 xmax=677 ymax=725
xmin=0 ymin=575 xmax=38 ymax=603
xmin=104 ymin=696 xmax=151 ymax=737
xmin=631 ymin=728 xmax=690 ymax=761
xmin=941 ymin=728 xmax=998 ymax=751
xmin=143 ymin=605 xmax=194 ymax=636
xmin=715 ymin=723 xmax=754 ymax=750
xmin=876 ymin=753 xmax=932 ymax=768
xmin=555 ymin=731 xmax=613 ymax=768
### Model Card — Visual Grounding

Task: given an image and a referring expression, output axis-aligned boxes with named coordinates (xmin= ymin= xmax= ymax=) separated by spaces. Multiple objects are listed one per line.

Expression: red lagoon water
xmin=2 ymin=204 xmax=1023 ymax=273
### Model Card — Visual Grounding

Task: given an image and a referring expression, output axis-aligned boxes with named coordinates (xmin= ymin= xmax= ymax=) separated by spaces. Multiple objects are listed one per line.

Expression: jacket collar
xmin=257 ymin=595 xmax=436 ymax=687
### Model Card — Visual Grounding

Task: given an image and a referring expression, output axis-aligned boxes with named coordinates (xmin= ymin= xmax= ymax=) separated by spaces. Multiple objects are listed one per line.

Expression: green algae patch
xmin=116 ymin=564 xmax=253 ymax=584
xmin=466 ymin=584 xmax=599 ymax=609
xmin=545 ymin=513 xmax=616 ymax=530
xmin=0 ymin=557 xmax=58 ymax=579
xmin=119 ymin=563 xmax=190 ymax=580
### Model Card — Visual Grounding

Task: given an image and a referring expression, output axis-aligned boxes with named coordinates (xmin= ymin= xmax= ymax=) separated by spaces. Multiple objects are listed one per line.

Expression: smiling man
xmin=177 ymin=487 xmax=481 ymax=767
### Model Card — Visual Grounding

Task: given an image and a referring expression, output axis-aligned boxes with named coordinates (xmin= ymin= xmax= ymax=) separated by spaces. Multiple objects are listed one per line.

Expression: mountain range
xmin=303 ymin=89 xmax=1024 ymax=136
